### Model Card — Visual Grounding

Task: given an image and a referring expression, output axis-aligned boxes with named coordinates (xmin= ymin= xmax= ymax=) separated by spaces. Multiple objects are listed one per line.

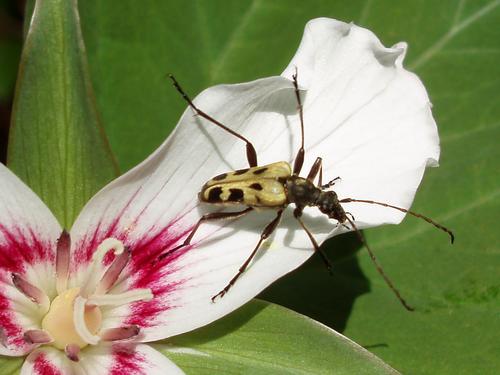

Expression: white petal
xmin=79 ymin=343 xmax=184 ymax=375
xmin=21 ymin=347 xmax=81 ymax=374
xmin=0 ymin=164 xmax=61 ymax=355
xmin=282 ymin=18 xmax=439 ymax=228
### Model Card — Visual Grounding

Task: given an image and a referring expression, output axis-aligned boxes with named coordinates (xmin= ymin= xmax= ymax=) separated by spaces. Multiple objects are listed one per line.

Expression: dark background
xmin=0 ymin=0 xmax=24 ymax=163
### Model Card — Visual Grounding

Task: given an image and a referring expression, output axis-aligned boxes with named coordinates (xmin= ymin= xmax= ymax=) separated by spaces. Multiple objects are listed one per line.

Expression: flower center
xmin=41 ymin=288 xmax=102 ymax=350
xmin=11 ymin=235 xmax=153 ymax=362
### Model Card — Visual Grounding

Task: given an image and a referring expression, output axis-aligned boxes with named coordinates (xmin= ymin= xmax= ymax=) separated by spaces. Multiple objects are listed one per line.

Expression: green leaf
xmin=77 ymin=1 xmax=499 ymax=374
xmin=0 ymin=356 xmax=22 ymax=375
xmin=7 ymin=0 xmax=118 ymax=228
xmin=159 ymin=300 xmax=397 ymax=374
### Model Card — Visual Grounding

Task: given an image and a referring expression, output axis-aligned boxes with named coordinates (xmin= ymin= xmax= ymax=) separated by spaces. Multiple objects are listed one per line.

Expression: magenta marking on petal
xmin=124 ymin=238 xmax=194 ymax=327
xmin=72 ymin=189 xmax=197 ymax=270
xmin=0 ymin=288 xmax=29 ymax=351
xmin=111 ymin=344 xmax=145 ymax=375
xmin=0 ymin=223 xmax=54 ymax=273
xmin=33 ymin=352 xmax=62 ymax=375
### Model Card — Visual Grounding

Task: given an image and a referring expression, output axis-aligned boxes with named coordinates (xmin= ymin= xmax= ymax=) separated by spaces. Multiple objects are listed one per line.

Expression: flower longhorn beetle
xmin=160 ymin=71 xmax=454 ymax=310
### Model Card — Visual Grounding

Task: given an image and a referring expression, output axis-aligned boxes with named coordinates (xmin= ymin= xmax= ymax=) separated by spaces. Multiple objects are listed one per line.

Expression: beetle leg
xmin=293 ymin=208 xmax=333 ymax=274
xmin=157 ymin=207 xmax=254 ymax=262
xmin=306 ymin=157 xmax=325 ymax=186
xmin=212 ymin=209 xmax=284 ymax=301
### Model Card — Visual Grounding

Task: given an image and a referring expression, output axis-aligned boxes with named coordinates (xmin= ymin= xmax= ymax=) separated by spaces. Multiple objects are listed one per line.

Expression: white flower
xmin=0 ymin=18 xmax=440 ymax=373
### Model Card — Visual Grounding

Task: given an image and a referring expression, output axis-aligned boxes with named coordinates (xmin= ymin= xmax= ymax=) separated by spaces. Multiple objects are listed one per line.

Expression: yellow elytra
xmin=200 ymin=162 xmax=291 ymax=207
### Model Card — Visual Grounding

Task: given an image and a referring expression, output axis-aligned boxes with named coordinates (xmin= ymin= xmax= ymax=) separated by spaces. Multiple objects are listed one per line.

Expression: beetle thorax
xmin=285 ymin=176 xmax=347 ymax=222
xmin=285 ymin=176 xmax=321 ymax=206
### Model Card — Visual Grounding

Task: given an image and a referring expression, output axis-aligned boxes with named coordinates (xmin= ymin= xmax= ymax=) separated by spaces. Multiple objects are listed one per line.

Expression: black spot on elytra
xmin=249 ymin=183 xmax=263 ymax=190
xmin=234 ymin=168 xmax=249 ymax=176
xmin=212 ymin=173 xmax=227 ymax=181
xmin=228 ymin=188 xmax=244 ymax=202
xmin=207 ymin=187 xmax=223 ymax=202
xmin=253 ymin=168 xmax=268 ymax=175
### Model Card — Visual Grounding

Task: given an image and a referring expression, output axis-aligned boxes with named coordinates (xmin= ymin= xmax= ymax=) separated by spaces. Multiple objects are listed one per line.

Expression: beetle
xmin=160 ymin=71 xmax=454 ymax=310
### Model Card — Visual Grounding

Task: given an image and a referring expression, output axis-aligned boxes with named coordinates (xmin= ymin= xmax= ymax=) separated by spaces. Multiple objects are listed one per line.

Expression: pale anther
xmin=24 ymin=330 xmax=52 ymax=344
xmin=11 ymin=273 xmax=50 ymax=310
xmin=100 ymin=325 xmax=140 ymax=342
xmin=65 ymin=344 xmax=80 ymax=362
xmin=95 ymin=246 xmax=132 ymax=295
xmin=56 ymin=230 xmax=71 ymax=294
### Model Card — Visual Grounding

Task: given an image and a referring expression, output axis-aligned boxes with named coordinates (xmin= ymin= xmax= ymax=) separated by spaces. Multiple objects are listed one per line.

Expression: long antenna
xmin=340 ymin=198 xmax=454 ymax=243
xmin=168 ymin=74 xmax=258 ymax=167
xmin=292 ymin=67 xmax=305 ymax=175
xmin=345 ymin=216 xmax=414 ymax=311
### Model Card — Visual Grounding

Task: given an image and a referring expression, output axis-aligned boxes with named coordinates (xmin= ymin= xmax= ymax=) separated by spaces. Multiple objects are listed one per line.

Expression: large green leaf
xmin=7 ymin=0 xmax=118 ymax=228
xmin=162 ymin=300 xmax=397 ymax=374
xmin=75 ymin=1 xmax=499 ymax=374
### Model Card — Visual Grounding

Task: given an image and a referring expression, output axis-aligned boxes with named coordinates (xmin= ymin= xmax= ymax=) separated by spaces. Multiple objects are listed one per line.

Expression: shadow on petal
xmin=260 ymin=232 xmax=368 ymax=332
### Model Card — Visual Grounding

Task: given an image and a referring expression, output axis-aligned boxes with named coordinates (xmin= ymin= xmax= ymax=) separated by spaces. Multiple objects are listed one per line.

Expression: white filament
xmin=88 ymin=289 xmax=153 ymax=307
xmin=73 ymin=296 xmax=100 ymax=345
xmin=81 ymin=238 xmax=125 ymax=297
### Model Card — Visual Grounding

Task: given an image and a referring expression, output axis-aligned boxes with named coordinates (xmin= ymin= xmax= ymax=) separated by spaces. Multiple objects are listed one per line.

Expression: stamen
xmin=81 ymin=238 xmax=125 ymax=297
xmin=65 ymin=344 xmax=80 ymax=362
xmin=95 ymin=246 xmax=131 ymax=295
xmin=11 ymin=273 xmax=50 ymax=310
xmin=56 ymin=230 xmax=71 ymax=294
xmin=88 ymin=288 xmax=153 ymax=307
xmin=73 ymin=296 xmax=100 ymax=345
xmin=24 ymin=329 xmax=53 ymax=344
xmin=100 ymin=325 xmax=140 ymax=342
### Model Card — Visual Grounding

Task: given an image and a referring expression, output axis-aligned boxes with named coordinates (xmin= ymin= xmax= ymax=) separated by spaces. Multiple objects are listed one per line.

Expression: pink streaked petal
xmin=0 ymin=164 xmax=61 ymax=273
xmin=76 ymin=343 xmax=184 ymax=375
xmin=0 ymin=274 xmax=50 ymax=356
xmin=111 ymin=343 xmax=184 ymax=375
xmin=0 ymin=164 xmax=60 ymax=355
xmin=108 ymin=210 xmax=318 ymax=342
xmin=21 ymin=347 xmax=76 ymax=375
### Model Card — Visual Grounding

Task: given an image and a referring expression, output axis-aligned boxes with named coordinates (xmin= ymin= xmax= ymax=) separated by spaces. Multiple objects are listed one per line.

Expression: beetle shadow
xmin=258 ymin=214 xmax=370 ymax=333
